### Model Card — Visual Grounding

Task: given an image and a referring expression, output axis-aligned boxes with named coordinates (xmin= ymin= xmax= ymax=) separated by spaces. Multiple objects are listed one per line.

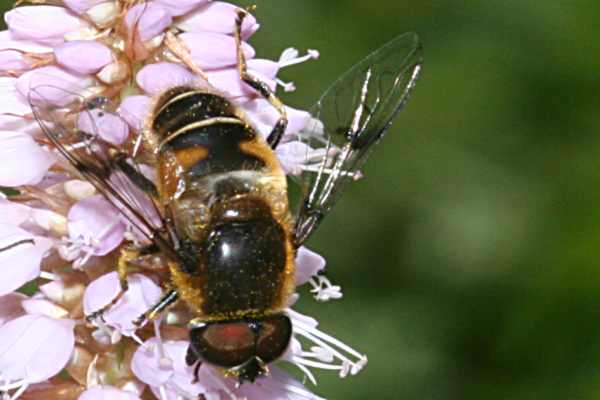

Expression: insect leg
xmin=164 ymin=31 xmax=210 ymax=82
xmin=134 ymin=289 xmax=180 ymax=326
xmin=86 ymin=245 xmax=152 ymax=321
xmin=235 ymin=10 xmax=288 ymax=149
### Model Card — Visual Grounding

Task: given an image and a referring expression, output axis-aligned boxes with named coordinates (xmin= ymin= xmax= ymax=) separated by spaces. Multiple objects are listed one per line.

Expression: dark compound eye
xmin=187 ymin=315 xmax=292 ymax=371
xmin=256 ymin=315 xmax=293 ymax=363
xmin=189 ymin=321 xmax=256 ymax=368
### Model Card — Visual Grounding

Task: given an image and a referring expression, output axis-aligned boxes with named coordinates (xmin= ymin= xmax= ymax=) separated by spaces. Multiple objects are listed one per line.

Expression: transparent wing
xmin=291 ymin=32 xmax=423 ymax=245
xmin=29 ymin=86 xmax=171 ymax=248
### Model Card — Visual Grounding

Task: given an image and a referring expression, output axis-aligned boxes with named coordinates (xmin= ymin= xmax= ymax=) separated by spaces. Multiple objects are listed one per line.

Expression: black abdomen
xmin=199 ymin=215 xmax=287 ymax=316
xmin=153 ymin=87 xmax=266 ymax=177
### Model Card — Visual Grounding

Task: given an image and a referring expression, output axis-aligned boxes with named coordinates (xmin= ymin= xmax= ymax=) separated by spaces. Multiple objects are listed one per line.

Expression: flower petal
xmin=136 ymin=62 xmax=195 ymax=95
xmin=0 ymin=77 xmax=34 ymax=117
xmin=79 ymin=385 xmax=142 ymax=400
xmin=0 ymin=198 xmax=31 ymax=226
xmin=155 ymin=0 xmax=211 ymax=17
xmin=0 ymin=131 xmax=55 ymax=186
xmin=206 ymin=65 xmax=276 ymax=99
xmin=178 ymin=32 xmax=255 ymax=70
xmin=17 ymin=66 xmax=94 ymax=107
xmin=0 ymin=224 xmax=53 ymax=295
xmin=125 ymin=3 xmax=172 ymax=42
xmin=55 ymin=40 xmax=113 ymax=74
xmin=177 ymin=2 xmax=259 ymax=38
xmin=86 ymin=2 xmax=120 ymax=29
xmin=83 ymin=272 xmax=162 ymax=335
xmin=132 ymin=338 xmax=214 ymax=396
xmin=5 ymin=6 xmax=89 ymax=45
xmin=242 ymin=99 xmax=311 ymax=139
xmin=294 ymin=247 xmax=326 ymax=285
xmin=21 ymin=298 xmax=69 ymax=319
xmin=68 ymin=195 xmax=126 ymax=256
xmin=63 ymin=0 xmax=107 ymax=14
xmin=0 ymin=314 xmax=75 ymax=383
xmin=77 ymin=108 xmax=130 ymax=145
xmin=118 ymin=95 xmax=151 ymax=132
xmin=131 ymin=338 xmax=175 ymax=386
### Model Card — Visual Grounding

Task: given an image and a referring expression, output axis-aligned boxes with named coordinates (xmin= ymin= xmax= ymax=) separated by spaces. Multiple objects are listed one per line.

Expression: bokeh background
xmin=244 ymin=1 xmax=600 ymax=399
xmin=3 ymin=1 xmax=599 ymax=399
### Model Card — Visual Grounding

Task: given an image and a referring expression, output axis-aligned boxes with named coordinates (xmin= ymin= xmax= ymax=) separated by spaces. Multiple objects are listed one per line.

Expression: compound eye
xmin=256 ymin=315 xmax=292 ymax=363
xmin=189 ymin=321 xmax=256 ymax=368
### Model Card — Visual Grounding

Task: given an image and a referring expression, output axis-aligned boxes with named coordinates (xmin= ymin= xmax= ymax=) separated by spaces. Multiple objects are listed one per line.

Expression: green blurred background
xmin=245 ymin=1 xmax=600 ymax=399
xmin=4 ymin=1 xmax=600 ymax=399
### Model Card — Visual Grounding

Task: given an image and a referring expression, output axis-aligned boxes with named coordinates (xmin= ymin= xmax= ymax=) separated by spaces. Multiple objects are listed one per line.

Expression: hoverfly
xmin=30 ymin=11 xmax=422 ymax=383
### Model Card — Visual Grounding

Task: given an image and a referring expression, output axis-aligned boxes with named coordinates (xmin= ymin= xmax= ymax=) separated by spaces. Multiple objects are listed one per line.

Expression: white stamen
xmin=278 ymin=48 xmax=320 ymax=68
xmin=276 ymin=78 xmax=296 ymax=92
xmin=287 ymin=315 xmax=368 ymax=379
xmin=38 ymin=271 xmax=60 ymax=281
xmin=292 ymin=356 xmax=342 ymax=371
xmin=132 ymin=131 xmax=144 ymax=158
xmin=262 ymin=372 xmax=327 ymax=400
xmin=158 ymin=385 xmax=168 ymax=400
xmin=293 ymin=361 xmax=317 ymax=386
xmin=309 ymin=275 xmax=343 ymax=302
xmin=0 ymin=379 xmax=28 ymax=392
xmin=7 ymin=383 xmax=28 ymax=400
xmin=131 ymin=332 xmax=147 ymax=347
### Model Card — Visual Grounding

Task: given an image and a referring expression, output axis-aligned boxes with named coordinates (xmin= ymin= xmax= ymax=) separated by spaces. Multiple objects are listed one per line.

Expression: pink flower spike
xmin=79 ymin=385 xmax=142 ymax=400
xmin=177 ymin=2 xmax=259 ymax=39
xmin=5 ymin=6 xmax=89 ymax=46
xmin=63 ymin=0 xmax=107 ymax=15
xmin=136 ymin=62 xmax=195 ymax=95
xmin=0 ymin=131 xmax=55 ymax=187
xmin=0 ymin=224 xmax=53 ymax=296
xmin=177 ymin=32 xmax=255 ymax=70
xmin=55 ymin=40 xmax=113 ymax=75
xmin=67 ymin=194 xmax=126 ymax=258
xmin=125 ymin=3 xmax=173 ymax=42
xmin=83 ymin=272 xmax=162 ymax=336
xmin=295 ymin=247 xmax=326 ymax=285
xmin=77 ymin=108 xmax=130 ymax=145
xmin=0 ymin=314 xmax=75 ymax=384
xmin=17 ymin=66 xmax=94 ymax=107
xmin=155 ymin=0 xmax=211 ymax=17
xmin=118 ymin=95 xmax=151 ymax=132
xmin=0 ymin=292 xmax=26 ymax=327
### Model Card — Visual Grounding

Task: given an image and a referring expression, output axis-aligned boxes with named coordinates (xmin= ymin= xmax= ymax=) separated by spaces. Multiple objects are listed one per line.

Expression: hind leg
xmin=235 ymin=9 xmax=288 ymax=149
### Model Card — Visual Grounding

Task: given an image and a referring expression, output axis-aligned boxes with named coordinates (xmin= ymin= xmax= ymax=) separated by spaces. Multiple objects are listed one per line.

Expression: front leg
xmin=134 ymin=289 xmax=180 ymax=327
xmin=86 ymin=245 xmax=150 ymax=321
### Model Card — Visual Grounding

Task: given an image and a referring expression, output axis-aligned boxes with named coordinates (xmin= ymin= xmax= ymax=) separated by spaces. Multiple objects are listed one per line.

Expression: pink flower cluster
xmin=0 ymin=1 xmax=365 ymax=399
